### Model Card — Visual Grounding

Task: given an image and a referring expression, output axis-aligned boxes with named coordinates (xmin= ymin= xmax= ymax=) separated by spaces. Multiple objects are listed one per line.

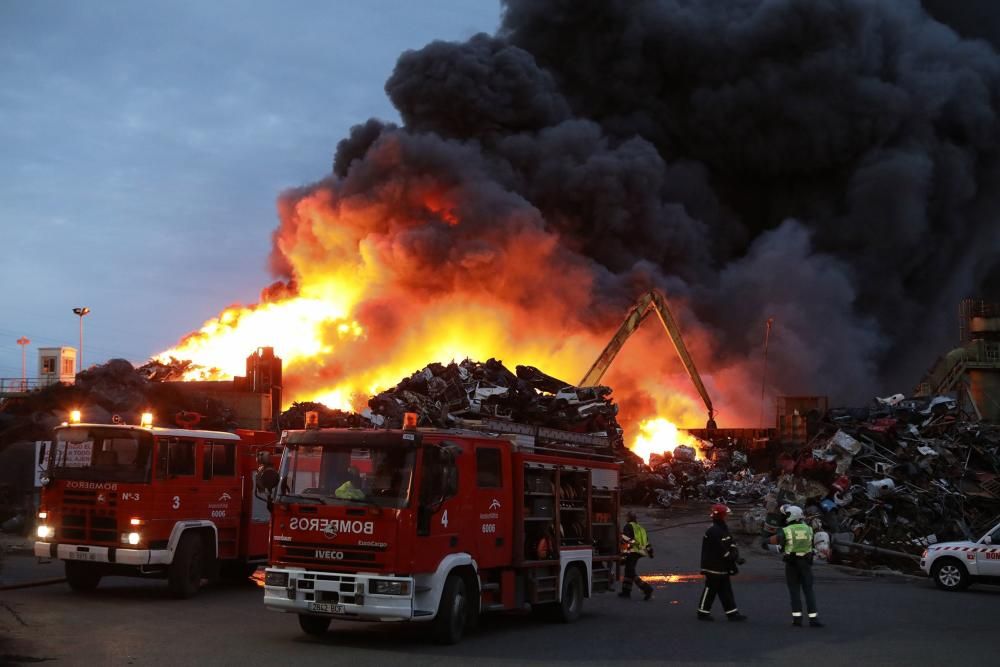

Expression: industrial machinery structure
xmin=579 ymin=290 xmax=717 ymax=429
xmin=916 ymin=299 xmax=1000 ymax=421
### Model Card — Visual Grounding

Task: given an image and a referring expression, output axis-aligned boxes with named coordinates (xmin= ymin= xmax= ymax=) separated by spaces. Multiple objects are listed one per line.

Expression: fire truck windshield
xmin=278 ymin=444 xmax=415 ymax=509
xmin=51 ymin=427 xmax=154 ymax=484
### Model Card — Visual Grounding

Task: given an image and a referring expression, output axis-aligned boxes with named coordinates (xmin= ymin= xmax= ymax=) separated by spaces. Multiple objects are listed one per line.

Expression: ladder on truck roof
xmin=450 ymin=416 xmax=618 ymax=461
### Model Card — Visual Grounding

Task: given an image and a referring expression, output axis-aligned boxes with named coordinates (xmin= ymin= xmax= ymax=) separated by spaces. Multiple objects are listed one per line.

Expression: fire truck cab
xmin=35 ymin=420 xmax=277 ymax=597
xmin=260 ymin=417 xmax=621 ymax=644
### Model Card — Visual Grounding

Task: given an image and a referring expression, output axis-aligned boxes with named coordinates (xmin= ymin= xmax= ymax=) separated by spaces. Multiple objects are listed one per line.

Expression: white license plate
xmin=67 ymin=551 xmax=98 ymax=561
xmin=312 ymin=602 xmax=345 ymax=614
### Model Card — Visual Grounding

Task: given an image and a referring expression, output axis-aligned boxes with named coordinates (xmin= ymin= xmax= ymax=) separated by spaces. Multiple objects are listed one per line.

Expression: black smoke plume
xmin=272 ymin=0 xmax=1000 ymax=408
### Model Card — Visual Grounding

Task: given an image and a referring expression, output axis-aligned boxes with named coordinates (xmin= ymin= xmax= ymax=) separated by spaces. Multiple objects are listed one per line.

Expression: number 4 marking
xmin=440 ymin=509 xmax=448 ymax=528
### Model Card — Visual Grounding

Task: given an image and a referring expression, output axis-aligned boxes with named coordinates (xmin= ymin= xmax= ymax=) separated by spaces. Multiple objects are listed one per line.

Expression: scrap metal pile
xmin=364 ymin=358 xmax=623 ymax=443
xmin=743 ymin=396 xmax=1000 ymax=571
xmin=626 ymin=445 xmax=774 ymax=508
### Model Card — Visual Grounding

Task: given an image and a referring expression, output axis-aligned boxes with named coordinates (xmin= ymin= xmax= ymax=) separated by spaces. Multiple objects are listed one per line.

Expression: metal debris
xmin=744 ymin=395 xmax=1000 ymax=571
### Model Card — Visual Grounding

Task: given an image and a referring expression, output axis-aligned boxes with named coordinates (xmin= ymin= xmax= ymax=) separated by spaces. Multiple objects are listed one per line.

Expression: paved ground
xmin=1 ymin=506 xmax=997 ymax=666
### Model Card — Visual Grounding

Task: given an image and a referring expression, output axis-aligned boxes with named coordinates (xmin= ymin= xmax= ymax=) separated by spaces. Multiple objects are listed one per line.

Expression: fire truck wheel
xmin=433 ymin=574 xmax=468 ymax=645
xmin=65 ymin=561 xmax=102 ymax=592
xmin=298 ymin=614 xmax=331 ymax=637
xmin=169 ymin=534 xmax=205 ymax=599
xmin=556 ymin=567 xmax=584 ymax=623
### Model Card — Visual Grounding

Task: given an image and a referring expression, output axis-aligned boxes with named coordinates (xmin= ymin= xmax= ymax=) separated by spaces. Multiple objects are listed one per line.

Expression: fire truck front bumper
xmin=263 ymin=568 xmax=420 ymax=622
xmin=35 ymin=541 xmax=172 ymax=566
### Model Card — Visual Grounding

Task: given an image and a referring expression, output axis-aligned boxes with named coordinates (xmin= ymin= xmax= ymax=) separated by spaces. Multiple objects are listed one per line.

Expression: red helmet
xmin=711 ymin=503 xmax=730 ymax=519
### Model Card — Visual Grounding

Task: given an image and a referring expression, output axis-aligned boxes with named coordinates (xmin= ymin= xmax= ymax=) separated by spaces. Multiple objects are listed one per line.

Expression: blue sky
xmin=0 ymin=0 xmax=501 ymax=378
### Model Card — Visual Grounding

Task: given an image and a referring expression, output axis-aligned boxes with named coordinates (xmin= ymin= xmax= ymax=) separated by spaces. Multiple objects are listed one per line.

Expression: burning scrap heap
xmin=361 ymin=358 xmax=622 ymax=441
xmin=744 ymin=397 xmax=1000 ymax=570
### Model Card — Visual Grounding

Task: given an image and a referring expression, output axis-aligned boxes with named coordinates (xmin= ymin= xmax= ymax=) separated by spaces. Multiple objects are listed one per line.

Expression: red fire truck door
xmin=412 ymin=444 xmax=466 ymax=573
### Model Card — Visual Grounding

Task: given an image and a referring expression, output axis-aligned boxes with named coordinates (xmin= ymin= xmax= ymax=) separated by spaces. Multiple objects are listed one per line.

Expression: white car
xmin=921 ymin=521 xmax=1000 ymax=591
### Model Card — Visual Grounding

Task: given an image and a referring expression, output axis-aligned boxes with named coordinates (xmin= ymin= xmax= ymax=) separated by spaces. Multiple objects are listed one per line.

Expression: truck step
xmin=484 ymin=603 xmax=506 ymax=612
xmin=480 ymin=582 xmax=500 ymax=592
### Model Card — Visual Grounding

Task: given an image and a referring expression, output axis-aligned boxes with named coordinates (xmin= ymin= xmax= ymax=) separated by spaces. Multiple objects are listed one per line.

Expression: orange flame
xmin=156 ymin=158 xmax=758 ymax=451
xmin=630 ymin=417 xmax=705 ymax=464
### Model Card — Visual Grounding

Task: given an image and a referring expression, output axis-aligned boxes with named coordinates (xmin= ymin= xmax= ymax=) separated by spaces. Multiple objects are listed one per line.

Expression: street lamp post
xmin=16 ymin=336 xmax=30 ymax=390
xmin=72 ymin=307 xmax=90 ymax=373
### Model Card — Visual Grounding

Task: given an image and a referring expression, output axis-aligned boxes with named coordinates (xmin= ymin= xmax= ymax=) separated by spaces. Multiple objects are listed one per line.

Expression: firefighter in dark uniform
xmin=698 ymin=504 xmax=747 ymax=621
xmin=619 ymin=511 xmax=654 ymax=600
xmin=767 ymin=505 xmax=823 ymax=627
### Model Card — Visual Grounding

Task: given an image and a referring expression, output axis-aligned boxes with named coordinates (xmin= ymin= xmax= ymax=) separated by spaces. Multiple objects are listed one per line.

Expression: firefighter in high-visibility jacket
xmin=619 ymin=511 xmax=654 ymax=600
xmin=768 ymin=505 xmax=823 ymax=627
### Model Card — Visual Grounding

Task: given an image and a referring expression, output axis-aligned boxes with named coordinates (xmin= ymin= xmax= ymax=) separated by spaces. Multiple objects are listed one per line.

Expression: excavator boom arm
xmin=579 ymin=293 xmax=654 ymax=387
xmin=579 ymin=290 xmax=716 ymax=427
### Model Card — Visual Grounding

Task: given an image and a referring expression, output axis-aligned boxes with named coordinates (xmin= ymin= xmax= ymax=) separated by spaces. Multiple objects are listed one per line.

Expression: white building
xmin=38 ymin=346 xmax=76 ymax=386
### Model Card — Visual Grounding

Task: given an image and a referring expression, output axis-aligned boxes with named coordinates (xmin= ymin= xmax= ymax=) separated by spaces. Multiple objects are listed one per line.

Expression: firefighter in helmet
xmin=698 ymin=504 xmax=747 ymax=621
xmin=767 ymin=505 xmax=823 ymax=627
xmin=619 ymin=510 xmax=654 ymax=600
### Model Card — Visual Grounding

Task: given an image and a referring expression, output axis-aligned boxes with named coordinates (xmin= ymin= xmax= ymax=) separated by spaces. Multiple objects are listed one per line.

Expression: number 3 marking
xmin=172 ymin=496 xmax=180 ymax=510
xmin=440 ymin=509 xmax=448 ymax=528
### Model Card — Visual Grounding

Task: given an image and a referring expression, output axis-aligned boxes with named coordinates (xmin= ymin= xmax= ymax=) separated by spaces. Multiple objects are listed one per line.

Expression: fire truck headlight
xmin=370 ymin=579 xmax=410 ymax=596
xmin=37 ymin=525 xmax=52 ymax=539
xmin=264 ymin=570 xmax=289 ymax=587
xmin=121 ymin=532 xmax=141 ymax=545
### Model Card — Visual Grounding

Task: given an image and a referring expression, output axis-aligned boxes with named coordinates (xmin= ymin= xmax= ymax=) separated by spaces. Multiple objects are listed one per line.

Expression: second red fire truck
xmin=35 ymin=412 xmax=278 ymax=597
xmin=258 ymin=414 xmax=622 ymax=644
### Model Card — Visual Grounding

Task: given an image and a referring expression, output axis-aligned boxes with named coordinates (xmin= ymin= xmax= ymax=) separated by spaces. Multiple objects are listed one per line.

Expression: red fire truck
xmin=34 ymin=415 xmax=278 ymax=597
xmin=258 ymin=415 xmax=622 ymax=644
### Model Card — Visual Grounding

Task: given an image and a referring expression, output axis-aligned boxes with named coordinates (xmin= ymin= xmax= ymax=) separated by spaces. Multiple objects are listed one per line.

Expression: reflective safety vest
xmin=335 ymin=481 xmax=364 ymax=499
xmin=782 ymin=523 xmax=814 ymax=556
xmin=627 ymin=522 xmax=649 ymax=554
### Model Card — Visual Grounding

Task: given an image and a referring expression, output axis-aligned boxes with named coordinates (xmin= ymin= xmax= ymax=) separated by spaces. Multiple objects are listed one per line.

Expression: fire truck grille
xmin=59 ymin=490 xmax=119 ymax=544
xmin=282 ymin=541 xmax=386 ymax=570
xmin=63 ymin=489 xmax=118 ymax=509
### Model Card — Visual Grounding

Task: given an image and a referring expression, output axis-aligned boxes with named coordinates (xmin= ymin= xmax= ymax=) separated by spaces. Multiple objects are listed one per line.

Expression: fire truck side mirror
xmin=256 ymin=467 xmax=280 ymax=492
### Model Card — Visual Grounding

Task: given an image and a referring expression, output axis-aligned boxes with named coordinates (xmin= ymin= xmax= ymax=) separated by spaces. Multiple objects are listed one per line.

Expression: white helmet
xmin=784 ymin=505 xmax=804 ymax=523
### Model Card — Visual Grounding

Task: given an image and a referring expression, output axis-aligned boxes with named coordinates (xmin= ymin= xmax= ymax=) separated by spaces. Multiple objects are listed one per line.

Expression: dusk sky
xmin=0 ymin=1 xmax=500 ymax=379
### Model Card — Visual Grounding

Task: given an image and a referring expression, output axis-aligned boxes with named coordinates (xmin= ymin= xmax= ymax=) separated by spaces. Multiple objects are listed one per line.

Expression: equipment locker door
xmin=473 ymin=445 xmax=512 ymax=569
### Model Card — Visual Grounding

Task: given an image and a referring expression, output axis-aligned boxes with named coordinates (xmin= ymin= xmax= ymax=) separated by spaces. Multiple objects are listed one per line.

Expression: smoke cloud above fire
xmin=162 ymin=0 xmax=1000 ymax=431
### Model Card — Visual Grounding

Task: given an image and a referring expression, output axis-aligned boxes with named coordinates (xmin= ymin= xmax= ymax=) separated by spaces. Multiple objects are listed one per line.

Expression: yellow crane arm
xmin=579 ymin=290 xmax=717 ymax=429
